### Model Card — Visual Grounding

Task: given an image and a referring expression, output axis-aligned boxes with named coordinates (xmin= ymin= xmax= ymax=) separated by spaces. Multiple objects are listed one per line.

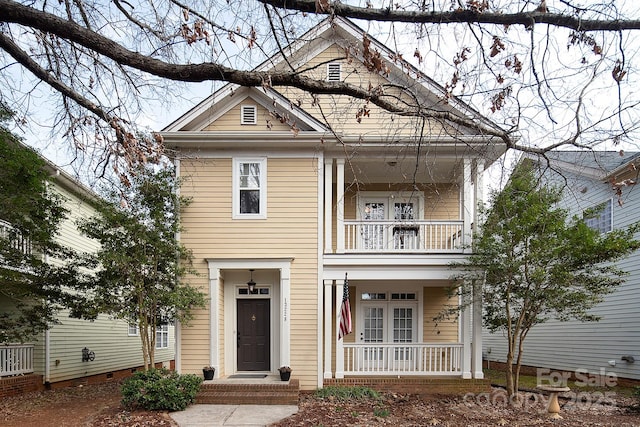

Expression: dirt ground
xmin=1 ymin=381 xmax=639 ymax=426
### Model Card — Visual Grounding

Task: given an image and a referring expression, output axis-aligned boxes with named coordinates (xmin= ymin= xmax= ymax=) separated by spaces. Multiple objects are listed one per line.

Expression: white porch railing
xmin=343 ymin=343 xmax=463 ymax=376
xmin=343 ymin=220 xmax=464 ymax=253
xmin=0 ymin=344 xmax=35 ymax=377
xmin=0 ymin=219 xmax=32 ymax=256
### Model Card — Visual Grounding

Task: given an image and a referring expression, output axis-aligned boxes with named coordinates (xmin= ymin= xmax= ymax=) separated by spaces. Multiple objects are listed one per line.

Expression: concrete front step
xmin=196 ymin=379 xmax=299 ymax=405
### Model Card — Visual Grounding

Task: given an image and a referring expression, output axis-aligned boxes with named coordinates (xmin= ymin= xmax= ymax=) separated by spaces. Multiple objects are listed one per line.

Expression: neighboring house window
xmin=241 ymin=105 xmax=257 ymax=125
xmin=156 ymin=324 xmax=169 ymax=349
xmin=128 ymin=324 xmax=139 ymax=336
xmin=233 ymin=158 xmax=267 ymax=219
xmin=327 ymin=62 xmax=341 ymax=81
xmin=583 ymin=199 xmax=613 ymax=234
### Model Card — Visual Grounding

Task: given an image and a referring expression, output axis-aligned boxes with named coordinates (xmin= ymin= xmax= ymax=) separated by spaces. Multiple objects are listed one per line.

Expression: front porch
xmin=321 ymin=268 xmax=484 ymax=381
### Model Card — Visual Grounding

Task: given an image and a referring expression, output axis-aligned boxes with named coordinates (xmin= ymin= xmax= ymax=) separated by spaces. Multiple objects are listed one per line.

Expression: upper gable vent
xmin=241 ymin=105 xmax=257 ymax=125
xmin=327 ymin=63 xmax=342 ymax=82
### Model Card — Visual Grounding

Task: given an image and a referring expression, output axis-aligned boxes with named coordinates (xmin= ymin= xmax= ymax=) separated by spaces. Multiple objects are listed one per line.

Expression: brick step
xmin=196 ymin=379 xmax=299 ymax=405
xmin=196 ymin=391 xmax=298 ymax=405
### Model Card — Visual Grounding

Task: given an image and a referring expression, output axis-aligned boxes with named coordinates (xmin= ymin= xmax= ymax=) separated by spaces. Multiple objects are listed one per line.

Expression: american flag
xmin=339 ymin=273 xmax=352 ymax=339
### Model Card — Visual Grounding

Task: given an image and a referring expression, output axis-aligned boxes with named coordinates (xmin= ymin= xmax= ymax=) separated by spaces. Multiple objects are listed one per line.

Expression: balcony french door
xmin=362 ymin=200 xmax=386 ymax=250
xmin=360 ymin=194 xmax=421 ymax=251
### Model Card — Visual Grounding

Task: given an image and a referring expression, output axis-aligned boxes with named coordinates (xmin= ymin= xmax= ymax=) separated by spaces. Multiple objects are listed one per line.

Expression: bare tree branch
xmin=257 ymin=0 xmax=640 ymax=31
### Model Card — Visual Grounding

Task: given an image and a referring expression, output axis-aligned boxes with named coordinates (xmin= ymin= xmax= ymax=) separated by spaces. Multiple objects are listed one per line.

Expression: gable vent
xmin=241 ymin=105 xmax=257 ymax=125
xmin=327 ymin=63 xmax=341 ymax=82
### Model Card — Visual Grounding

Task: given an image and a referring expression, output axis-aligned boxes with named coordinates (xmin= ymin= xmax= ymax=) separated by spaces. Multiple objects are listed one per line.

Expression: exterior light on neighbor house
xmin=247 ymin=269 xmax=256 ymax=293
xmin=621 ymin=355 xmax=635 ymax=363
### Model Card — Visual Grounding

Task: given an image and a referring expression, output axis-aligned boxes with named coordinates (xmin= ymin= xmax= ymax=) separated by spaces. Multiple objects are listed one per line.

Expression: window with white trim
xmin=156 ymin=324 xmax=169 ymax=349
xmin=128 ymin=324 xmax=139 ymax=336
xmin=241 ymin=105 xmax=257 ymax=125
xmin=233 ymin=158 xmax=267 ymax=219
xmin=583 ymin=199 xmax=613 ymax=234
xmin=327 ymin=62 xmax=341 ymax=82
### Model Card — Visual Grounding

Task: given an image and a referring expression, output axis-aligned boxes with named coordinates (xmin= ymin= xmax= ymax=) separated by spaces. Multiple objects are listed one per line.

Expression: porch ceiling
xmin=345 ymin=157 xmax=461 ymax=184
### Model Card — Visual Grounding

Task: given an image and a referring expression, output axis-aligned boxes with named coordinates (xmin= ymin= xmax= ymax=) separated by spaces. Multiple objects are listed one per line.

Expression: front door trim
xmin=207 ymin=258 xmax=292 ymax=378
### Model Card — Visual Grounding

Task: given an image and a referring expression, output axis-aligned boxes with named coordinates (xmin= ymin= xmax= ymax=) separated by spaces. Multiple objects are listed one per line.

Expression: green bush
xmin=121 ymin=368 xmax=202 ymax=411
xmin=314 ymin=385 xmax=380 ymax=401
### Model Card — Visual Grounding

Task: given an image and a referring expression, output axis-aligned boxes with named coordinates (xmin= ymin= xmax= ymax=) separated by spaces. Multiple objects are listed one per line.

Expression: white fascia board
xmin=604 ymin=156 xmax=640 ymax=181
xmin=161 ymin=130 xmax=332 ymax=145
xmin=164 ymin=85 xmax=328 ymax=133
xmin=323 ymin=256 xmax=467 ymax=281
xmin=255 ymin=88 xmax=328 ymax=132
xmin=162 ymin=84 xmax=242 ymax=132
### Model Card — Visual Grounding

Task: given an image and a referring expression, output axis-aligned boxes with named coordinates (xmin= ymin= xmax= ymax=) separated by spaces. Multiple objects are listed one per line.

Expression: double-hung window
xmin=128 ymin=324 xmax=139 ymax=336
xmin=233 ymin=158 xmax=267 ymax=219
xmin=583 ymin=199 xmax=613 ymax=234
xmin=156 ymin=324 xmax=169 ymax=349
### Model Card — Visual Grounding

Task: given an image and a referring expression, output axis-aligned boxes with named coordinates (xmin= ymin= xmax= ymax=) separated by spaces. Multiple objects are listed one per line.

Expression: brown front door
xmin=237 ymin=299 xmax=270 ymax=371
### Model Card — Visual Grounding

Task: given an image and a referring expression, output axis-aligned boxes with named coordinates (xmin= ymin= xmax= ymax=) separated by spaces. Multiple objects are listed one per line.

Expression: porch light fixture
xmin=247 ymin=269 xmax=256 ymax=293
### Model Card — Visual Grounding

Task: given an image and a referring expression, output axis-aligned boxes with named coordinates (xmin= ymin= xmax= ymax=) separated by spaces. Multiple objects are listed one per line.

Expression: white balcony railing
xmin=343 ymin=343 xmax=463 ymax=376
xmin=0 ymin=344 xmax=35 ymax=377
xmin=343 ymin=220 xmax=464 ymax=253
xmin=0 ymin=219 xmax=32 ymax=256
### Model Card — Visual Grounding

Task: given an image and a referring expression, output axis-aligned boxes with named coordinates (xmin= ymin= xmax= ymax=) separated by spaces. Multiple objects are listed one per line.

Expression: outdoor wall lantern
xmin=82 ymin=347 xmax=95 ymax=362
xmin=621 ymin=355 xmax=635 ymax=363
xmin=247 ymin=269 xmax=256 ymax=293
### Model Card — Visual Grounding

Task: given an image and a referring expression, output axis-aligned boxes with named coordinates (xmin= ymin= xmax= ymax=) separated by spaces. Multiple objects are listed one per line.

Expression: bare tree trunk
xmin=505 ymin=325 xmax=517 ymax=399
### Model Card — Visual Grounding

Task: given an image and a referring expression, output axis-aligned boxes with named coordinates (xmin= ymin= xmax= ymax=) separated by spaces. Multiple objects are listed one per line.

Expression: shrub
xmin=121 ymin=368 xmax=202 ymax=411
xmin=314 ymin=385 xmax=380 ymax=401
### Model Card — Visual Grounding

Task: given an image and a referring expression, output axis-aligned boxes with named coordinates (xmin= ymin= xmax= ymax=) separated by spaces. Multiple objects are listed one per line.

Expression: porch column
xmin=462 ymin=158 xmax=473 ymax=253
xmin=324 ymin=158 xmax=333 ymax=254
xmin=336 ymin=159 xmax=345 ymax=254
xmin=209 ymin=267 xmax=220 ymax=378
xmin=460 ymin=293 xmax=472 ymax=379
xmin=280 ymin=267 xmax=291 ymax=368
xmin=472 ymin=160 xmax=485 ymax=379
xmin=323 ymin=281 xmax=333 ymax=378
xmin=335 ymin=281 xmax=345 ymax=378
xmin=473 ymin=159 xmax=484 ymax=229
xmin=472 ymin=279 xmax=484 ymax=379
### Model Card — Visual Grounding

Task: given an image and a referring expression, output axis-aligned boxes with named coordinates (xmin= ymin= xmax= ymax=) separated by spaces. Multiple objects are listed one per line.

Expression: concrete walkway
xmin=170 ymin=404 xmax=298 ymax=427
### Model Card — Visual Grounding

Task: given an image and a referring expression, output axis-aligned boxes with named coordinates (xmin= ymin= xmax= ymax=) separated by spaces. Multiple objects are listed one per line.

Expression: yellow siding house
xmin=162 ymin=17 xmax=505 ymax=391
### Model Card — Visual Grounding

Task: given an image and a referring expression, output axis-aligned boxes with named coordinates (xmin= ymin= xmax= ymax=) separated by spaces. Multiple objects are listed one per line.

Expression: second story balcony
xmin=323 ymin=155 xmax=485 ymax=256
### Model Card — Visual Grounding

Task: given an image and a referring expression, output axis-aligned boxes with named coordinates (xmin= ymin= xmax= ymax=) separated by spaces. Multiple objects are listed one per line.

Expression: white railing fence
xmin=0 ymin=344 xmax=35 ymax=377
xmin=344 ymin=220 xmax=464 ymax=253
xmin=0 ymin=219 xmax=32 ymax=256
xmin=343 ymin=343 xmax=463 ymax=375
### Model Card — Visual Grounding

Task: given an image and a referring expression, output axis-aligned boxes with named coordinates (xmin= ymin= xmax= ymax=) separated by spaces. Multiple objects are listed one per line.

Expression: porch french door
xmin=360 ymin=302 xmax=417 ymax=370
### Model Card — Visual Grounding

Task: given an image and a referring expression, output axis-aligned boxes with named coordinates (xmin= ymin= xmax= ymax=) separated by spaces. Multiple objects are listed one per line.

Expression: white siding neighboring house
xmin=483 ymin=151 xmax=640 ymax=382
xmin=0 ymin=149 xmax=174 ymax=390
